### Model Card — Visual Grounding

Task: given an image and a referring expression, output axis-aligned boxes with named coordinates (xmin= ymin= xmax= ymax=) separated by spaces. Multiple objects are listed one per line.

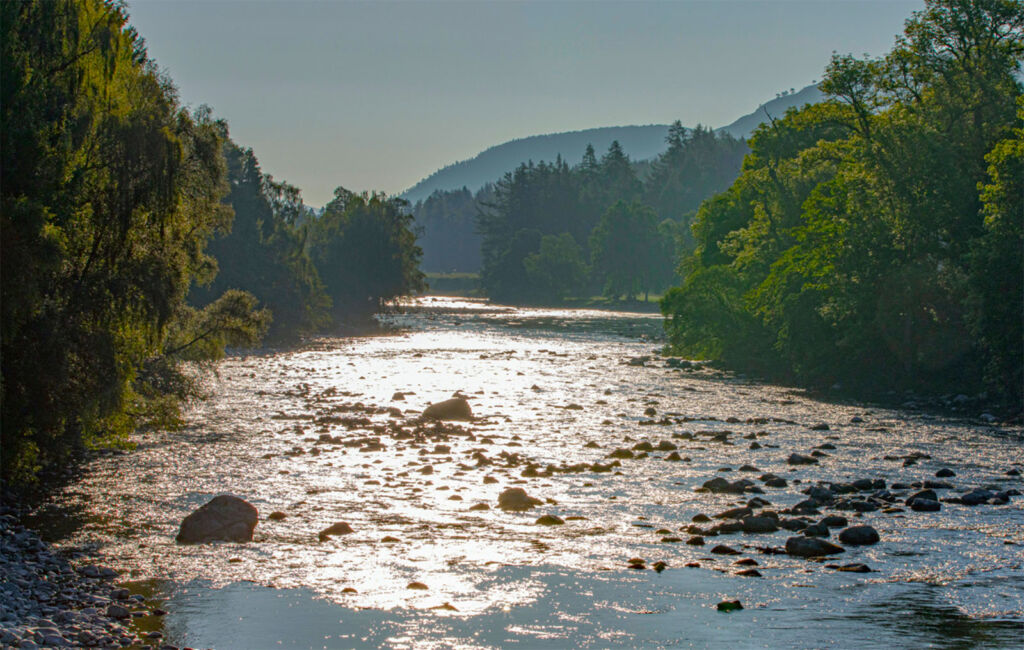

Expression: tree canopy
xmin=662 ymin=0 xmax=1023 ymax=404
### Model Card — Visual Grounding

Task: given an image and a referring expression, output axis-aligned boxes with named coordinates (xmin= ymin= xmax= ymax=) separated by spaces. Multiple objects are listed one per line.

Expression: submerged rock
xmin=787 ymin=453 xmax=819 ymax=466
xmin=741 ymin=516 xmax=779 ymax=533
xmin=176 ymin=495 xmax=258 ymax=544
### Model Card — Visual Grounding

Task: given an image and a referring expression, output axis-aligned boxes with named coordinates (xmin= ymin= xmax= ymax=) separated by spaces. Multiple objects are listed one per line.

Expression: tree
xmin=662 ymin=0 xmax=1023 ymax=400
xmin=1 ymin=0 xmax=267 ymax=480
xmin=523 ymin=233 xmax=588 ymax=302
xmin=310 ymin=189 xmax=425 ymax=322
xmin=191 ymin=136 xmax=330 ymax=339
xmin=590 ymin=201 xmax=660 ymax=301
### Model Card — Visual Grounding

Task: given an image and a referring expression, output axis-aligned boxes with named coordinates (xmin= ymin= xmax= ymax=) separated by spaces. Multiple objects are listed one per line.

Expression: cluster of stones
xmin=0 ymin=510 xmax=174 ymax=649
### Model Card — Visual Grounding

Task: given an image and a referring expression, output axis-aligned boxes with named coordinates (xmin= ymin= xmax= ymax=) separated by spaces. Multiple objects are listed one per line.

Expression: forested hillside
xmin=662 ymin=0 xmax=1023 ymax=406
xmin=411 ymin=185 xmax=492 ymax=273
xmin=478 ymin=128 xmax=748 ymax=302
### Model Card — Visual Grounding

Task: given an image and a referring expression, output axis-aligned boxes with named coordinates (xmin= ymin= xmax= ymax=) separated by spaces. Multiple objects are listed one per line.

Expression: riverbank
xmin=0 ymin=487 xmax=175 ymax=649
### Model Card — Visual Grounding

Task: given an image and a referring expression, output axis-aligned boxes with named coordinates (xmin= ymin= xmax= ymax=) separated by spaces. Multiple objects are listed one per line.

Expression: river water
xmin=33 ymin=297 xmax=1024 ymax=648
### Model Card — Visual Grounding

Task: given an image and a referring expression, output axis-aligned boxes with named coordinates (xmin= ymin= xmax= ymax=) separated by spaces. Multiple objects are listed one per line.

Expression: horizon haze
xmin=126 ymin=0 xmax=923 ymax=206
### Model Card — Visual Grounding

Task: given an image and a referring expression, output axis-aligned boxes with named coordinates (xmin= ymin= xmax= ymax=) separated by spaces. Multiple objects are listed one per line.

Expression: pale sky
xmin=126 ymin=0 xmax=923 ymax=206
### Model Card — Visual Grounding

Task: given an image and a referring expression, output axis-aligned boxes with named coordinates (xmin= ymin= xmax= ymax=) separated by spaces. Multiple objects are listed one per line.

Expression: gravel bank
xmin=0 ymin=499 xmax=183 ymax=649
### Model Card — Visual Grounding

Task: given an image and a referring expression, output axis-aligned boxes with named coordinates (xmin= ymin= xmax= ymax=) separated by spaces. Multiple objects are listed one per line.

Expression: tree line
xmin=0 ymin=0 xmax=424 ymax=481
xmin=662 ymin=0 xmax=1023 ymax=406
xmin=475 ymin=127 xmax=749 ymax=303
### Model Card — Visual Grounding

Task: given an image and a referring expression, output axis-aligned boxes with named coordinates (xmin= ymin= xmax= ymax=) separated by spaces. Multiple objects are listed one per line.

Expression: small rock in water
xmin=106 ymin=604 xmax=130 ymax=620
xmin=711 ymin=545 xmax=740 ymax=555
xmin=497 ymin=487 xmax=543 ymax=511
xmin=838 ymin=525 xmax=880 ymax=545
xmin=175 ymin=494 xmax=259 ymax=544
xmin=535 ymin=514 xmax=565 ymax=526
xmin=837 ymin=563 xmax=872 ymax=573
xmin=717 ymin=599 xmax=743 ymax=612
xmin=422 ymin=397 xmax=473 ymax=421
xmin=785 ymin=536 xmax=845 ymax=557
xmin=406 ymin=582 xmax=429 ymax=590
xmin=935 ymin=468 xmax=956 ymax=478
xmin=787 ymin=453 xmax=819 ymax=466
xmin=318 ymin=522 xmax=354 ymax=541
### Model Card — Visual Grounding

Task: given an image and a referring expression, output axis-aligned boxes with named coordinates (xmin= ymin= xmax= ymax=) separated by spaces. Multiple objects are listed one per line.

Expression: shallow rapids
xmin=32 ymin=297 xmax=1024 ymax=648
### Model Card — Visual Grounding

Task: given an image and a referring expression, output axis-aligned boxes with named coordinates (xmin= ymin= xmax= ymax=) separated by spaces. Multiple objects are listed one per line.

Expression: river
xmin=31 ymin=296 xmax=1024 ymax=648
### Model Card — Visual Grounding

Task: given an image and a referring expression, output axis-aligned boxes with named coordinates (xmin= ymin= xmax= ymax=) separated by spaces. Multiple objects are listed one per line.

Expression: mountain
xmin=399 ymin=84 xmax=825 ymax=203
xmin=715 ymin=84 xmax=825 ymax=138
xmin=400 ymin=125 xmax=669 ymax=204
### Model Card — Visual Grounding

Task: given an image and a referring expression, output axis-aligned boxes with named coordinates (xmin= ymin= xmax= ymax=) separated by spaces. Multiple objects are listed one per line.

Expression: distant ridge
xmin=715 ymin=84 xmax=825 ymax=138
xmin=400 ymin=84 xmax=824 ymax=203
xmin=400 ymin=125 xmax=670 ymax=204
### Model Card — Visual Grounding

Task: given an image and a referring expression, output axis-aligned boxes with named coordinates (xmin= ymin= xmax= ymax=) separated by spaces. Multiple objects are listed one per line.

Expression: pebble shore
xmin=0 ymin=500 xmax=184 ymax=650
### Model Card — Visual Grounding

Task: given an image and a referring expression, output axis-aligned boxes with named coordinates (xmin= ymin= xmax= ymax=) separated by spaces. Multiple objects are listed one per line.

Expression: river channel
xmin=31 ymin=297 xmax=1024 ymax=648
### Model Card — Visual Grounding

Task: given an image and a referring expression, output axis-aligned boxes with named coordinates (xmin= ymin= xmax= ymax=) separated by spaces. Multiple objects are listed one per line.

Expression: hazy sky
xmin=126 ymin=0 xmax=923 ymax=206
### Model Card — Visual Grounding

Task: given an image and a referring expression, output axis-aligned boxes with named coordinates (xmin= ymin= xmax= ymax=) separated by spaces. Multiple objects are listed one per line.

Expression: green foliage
xmin=0 ymin=0 xmax=268 ymax=481
xmin=309 ymin=189 xmax=426 ymax=322
xmin=966 ymin=98 xmax=1024 ymax=396
xmin=478 ymin=131 xmax=744 ymax=303
xmin=590 ymin=201 xmax=661 ymax=300
xmin=524 ymin=233 xmax=588 ymax=302
xmin=663 ymin=0 xmax=1024 ymax=403
xmin=191 ymin=137 xmax=331 ymax=339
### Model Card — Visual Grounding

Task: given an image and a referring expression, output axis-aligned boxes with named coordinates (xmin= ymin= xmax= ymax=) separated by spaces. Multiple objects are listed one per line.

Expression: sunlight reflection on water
xmin=38 ymin=296 xmax=1024 ymax=647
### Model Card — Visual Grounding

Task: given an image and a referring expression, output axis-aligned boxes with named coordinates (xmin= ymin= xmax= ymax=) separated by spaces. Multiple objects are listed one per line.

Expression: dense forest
xmin=477 ymin=128 xmax=749 ymax=302
xmin=662 ymin=0 xmax=1023 ymax=406
xmin=0 ymin=0 xmax=423 ymax=481
xmin=411 ymin=185 xmax=492 ymax=273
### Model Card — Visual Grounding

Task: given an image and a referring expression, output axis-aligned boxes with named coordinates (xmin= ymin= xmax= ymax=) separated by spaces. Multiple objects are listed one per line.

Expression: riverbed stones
xmin=838 ymin=525 xmax=880 ymax=545
xmin=422 ymin=397 xmax=473 ymax=421
xmin=785 ymin=536 xmax=845 ymax=557
xmin=175 ymin=494 xmax=258 ymax=544
xmin=820 ymin=515 xmax=848 ymax=528
xmin=497 ymin=487 xmax=542 ymax=511
xmin=106 ymin=604 xmax=129 ymax=620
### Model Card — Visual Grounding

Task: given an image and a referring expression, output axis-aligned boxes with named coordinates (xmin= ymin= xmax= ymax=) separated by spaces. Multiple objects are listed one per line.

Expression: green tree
xmin=1 ymin=0 xmax=267 ymax=480
xmin=590 ymin=201 xmax=660 ymax=301
xmin=663 ymin=0 xmax=1023 ymax=399
xmin=310 ymin=189 xmax=425 ymax=322
xmin=191 ymin=136 xmax=330 ymax=339
xmin=523 ymin=233 xmax=588 ymax=302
